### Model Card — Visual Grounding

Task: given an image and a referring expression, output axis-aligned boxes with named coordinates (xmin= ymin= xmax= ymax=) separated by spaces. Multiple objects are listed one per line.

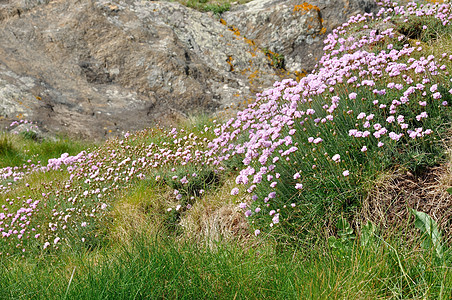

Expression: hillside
xmin=0 ymin=0 xmax=451 ymax=298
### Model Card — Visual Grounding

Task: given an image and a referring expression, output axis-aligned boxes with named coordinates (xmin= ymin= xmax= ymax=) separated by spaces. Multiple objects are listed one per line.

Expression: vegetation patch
xmin=0 ymin=0 xmax=451 ymax=298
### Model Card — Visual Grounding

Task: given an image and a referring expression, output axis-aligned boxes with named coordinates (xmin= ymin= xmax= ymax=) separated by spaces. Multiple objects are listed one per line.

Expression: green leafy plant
xmin=446 ymin=187 xmax=452 ymax=195
xmin=360 ymin=221 xmax=378 ymax=247
xmin=263 ymin=48 xmax=285 ymax=69
xmin=328 ymin=217 xmax=355 ymax=257
xmin=410 ymin=208 xmax=444 ymax=259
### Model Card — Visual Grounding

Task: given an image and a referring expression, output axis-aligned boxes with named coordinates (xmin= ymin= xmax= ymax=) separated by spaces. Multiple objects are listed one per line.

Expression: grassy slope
xmin=0 ymin=1 xmax=451 ymax=299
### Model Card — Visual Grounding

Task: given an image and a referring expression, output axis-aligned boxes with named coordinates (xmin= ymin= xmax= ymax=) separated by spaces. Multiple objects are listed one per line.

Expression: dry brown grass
xmin=361 ymin=149 xmax=452 ymax=240
xmin=180 ymin=179 xmax=250 ymax=247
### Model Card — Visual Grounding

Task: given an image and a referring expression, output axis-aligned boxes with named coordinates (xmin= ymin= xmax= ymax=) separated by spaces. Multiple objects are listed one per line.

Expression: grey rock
xmin=0 ymin=0 xmax=279 ymax=139
xmin=222 ymin=0 xmax=378 ymax=73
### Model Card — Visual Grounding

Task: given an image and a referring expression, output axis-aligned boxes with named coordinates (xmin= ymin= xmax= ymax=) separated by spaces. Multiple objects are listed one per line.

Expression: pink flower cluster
xmin=208 ymin=0 xmax=452 ymax=228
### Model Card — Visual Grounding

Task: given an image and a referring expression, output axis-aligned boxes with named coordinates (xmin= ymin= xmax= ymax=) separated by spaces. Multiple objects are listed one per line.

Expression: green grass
xmin=0 ymin=132 xmax=96 ymax=168
xmin=0 ymin=227 xmax=450 ymax=299
xmin=0 ymin=1 xmax=451 ymax=299
xmin=172 ymin=0 xmax=250 ymax=15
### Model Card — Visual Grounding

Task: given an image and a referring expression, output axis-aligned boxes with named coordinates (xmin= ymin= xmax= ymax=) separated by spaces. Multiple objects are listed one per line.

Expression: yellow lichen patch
xmin=293 ymin=2 xmax=320 ymax=13
xmin=294 ymin=70 xmax=307 ymax=81
xmin=220 ymin=18 xmax=227 ymax=26
xmin=247 ymin=69 xmax=259 ymax=84
xmin=241 ymin=67 xmax=251 ymax=75
xmin=226 ymin=56 xmax=234 ymax=72
xmin=320 ymin=27 xmax=327 ymax=35
xmin=244 ymin=37 xmax=255 ymax=47
xmin=35 ymin=96 xmax=42 ymax=101
xmin=230 ymin=25 xmax=241 ymax=37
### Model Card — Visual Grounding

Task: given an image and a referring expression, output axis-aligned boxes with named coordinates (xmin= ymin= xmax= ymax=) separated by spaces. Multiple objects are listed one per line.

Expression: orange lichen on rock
xmin=230 ymin=25 xmax=241 ymax=37
xmin=293 ymin=2 xmax=320 ymax=13
xmin=293 ymin=70 xmax=307 ymax=81
xmin=226 ymin=56 xmax=234 ymax=72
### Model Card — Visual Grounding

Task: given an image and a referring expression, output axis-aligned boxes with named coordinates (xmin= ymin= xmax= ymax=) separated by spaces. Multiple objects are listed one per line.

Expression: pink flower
xmin=416 ymin=112 xmax=428 ymax=121
xmin=357 ymin=112 xmax=366 ymax=119
xmin=231 ymin=188 xmax=239 ymax=195
xmin=389 ymin=132 xmax=403 ymax=141
xmin=342 ymin=170 xmax=349 ymax=177
xmin=295 ymin=183 xmax=303 ymax=190
xmin=313 ymin=137 xmax=323 ymax=144
xmin=366 ymin=114 xmax=375 ymax=121
xmin=361 ymin=146 xmax=367 ymax=152
xmin=433 ymin=92 xmax=442 ymax=99
xmin=254 ymin=229 xmax=261 ymax=236
xmin=332 ymin=154 xmax=341 ymax=162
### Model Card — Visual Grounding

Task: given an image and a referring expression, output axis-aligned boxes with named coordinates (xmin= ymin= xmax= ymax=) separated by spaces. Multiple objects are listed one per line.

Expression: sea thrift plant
xmin=207 ymin=0 xmax=452 ymax=240
xmin=0 ymin=125 xmax=215 ymax=256
xmin=1 ymin=0 xmax=452 ymax=255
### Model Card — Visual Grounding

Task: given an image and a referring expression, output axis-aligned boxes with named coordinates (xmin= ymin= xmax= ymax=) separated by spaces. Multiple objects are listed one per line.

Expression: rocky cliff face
xmin=0 ymin=0 xmax=376 ymax=139
xmin=223 ymin=0 xmax=377 ymax=73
